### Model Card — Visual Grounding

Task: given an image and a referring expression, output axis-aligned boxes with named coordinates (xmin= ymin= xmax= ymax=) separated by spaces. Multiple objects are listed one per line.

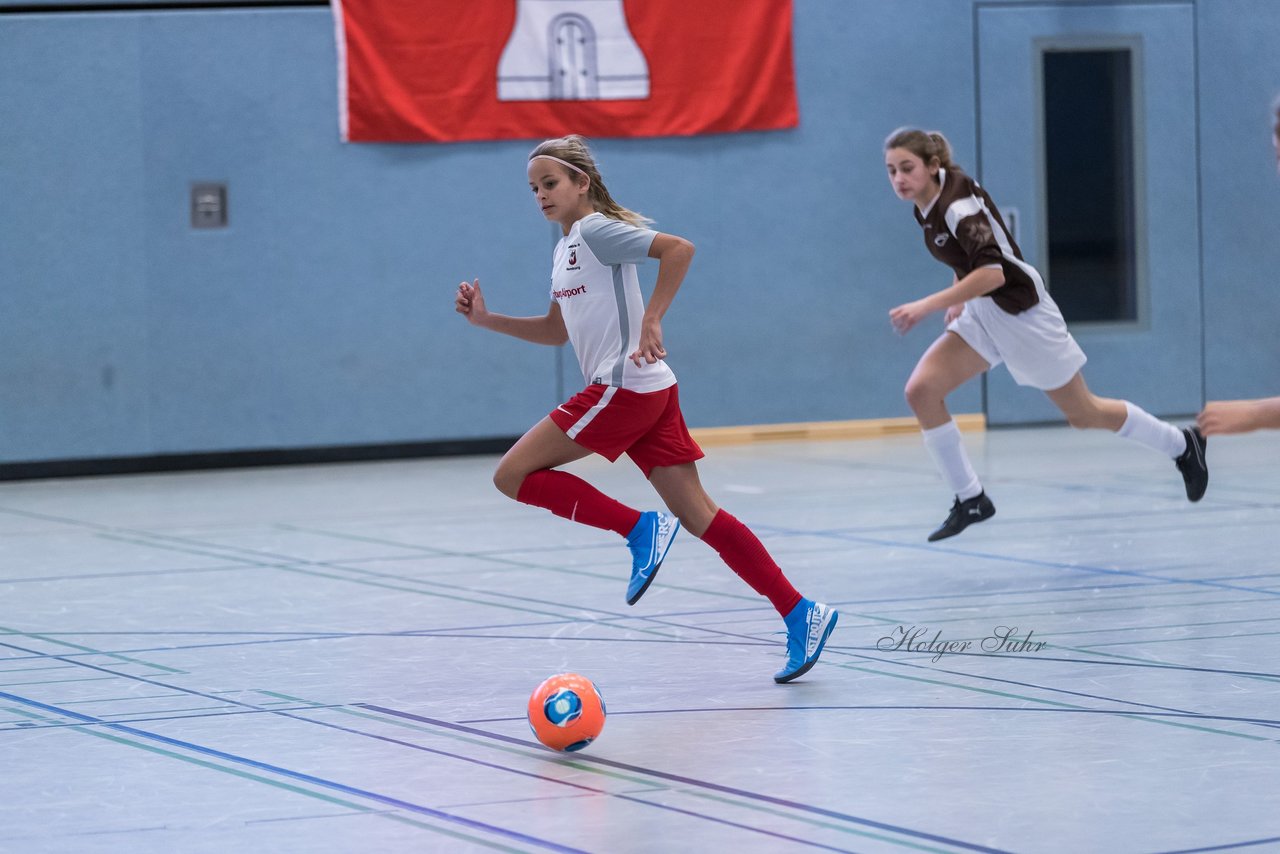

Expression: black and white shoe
xmin=1175 ymin=427 xmax=1208 ymax=502
xmin=928 ymin=492 xmax=996 ymax=542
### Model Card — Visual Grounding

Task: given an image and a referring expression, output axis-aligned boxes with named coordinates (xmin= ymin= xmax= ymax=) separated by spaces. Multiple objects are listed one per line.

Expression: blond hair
xmin=884 ymin=127 xmax=960 ymax=172
xmin=528 ymin=135 xmax=652 ymax=227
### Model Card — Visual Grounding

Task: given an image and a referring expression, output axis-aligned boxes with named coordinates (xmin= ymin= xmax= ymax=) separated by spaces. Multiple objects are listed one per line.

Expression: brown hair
xmin=528 ymin=135 xmax=652 ymax=227
xmin=884 ymin=127 xmax=960 ymax=172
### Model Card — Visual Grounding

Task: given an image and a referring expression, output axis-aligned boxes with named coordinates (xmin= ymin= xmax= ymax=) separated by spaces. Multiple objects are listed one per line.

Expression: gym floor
xmin=1 ymin=425 xmax=1276 ymax=853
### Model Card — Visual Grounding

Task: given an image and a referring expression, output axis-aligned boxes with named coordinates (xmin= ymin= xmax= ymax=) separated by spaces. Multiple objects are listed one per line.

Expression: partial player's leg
xmin=647 ymin=462 xmax=838 ymax=683
xmin=495 ymin=417 xmax=645 ymax=537
xmin=905 ymin=332 xmax=996 ymax=540
xmin=1045 ymin=372 xmax=1207 ymax=501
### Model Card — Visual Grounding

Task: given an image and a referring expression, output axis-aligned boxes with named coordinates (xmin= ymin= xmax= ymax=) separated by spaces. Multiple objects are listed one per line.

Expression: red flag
xmin=333 ymin=0 xmax=798 ymax=142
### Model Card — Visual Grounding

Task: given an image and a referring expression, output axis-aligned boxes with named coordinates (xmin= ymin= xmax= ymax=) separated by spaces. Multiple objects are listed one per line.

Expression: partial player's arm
xmin=891 ymin=204 xmax=1007 ymax=334
xmin=631 ymin=233 xmax=695 ymax=366
xmin=943 ymin=275 xmax=966 ymax=324
xmin=454 ymin=279 xmax=568 ymax=346
xmin=1196 ymin=397 xmax=1280 ymax=436
xmin=890 ymin=266 xmax=1003 ymax=335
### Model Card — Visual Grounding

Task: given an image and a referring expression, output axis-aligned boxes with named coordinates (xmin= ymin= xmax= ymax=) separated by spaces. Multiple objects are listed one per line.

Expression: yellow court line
xmin=689 ymin=413 xmax=985 ymax=447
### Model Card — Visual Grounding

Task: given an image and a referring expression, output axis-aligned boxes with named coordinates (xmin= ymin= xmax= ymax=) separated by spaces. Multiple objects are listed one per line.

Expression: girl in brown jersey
xmin=1195 ymin=97 xmax=1280 ymax=436
xmin=883 ymin=127 xmax=1208 ymax=541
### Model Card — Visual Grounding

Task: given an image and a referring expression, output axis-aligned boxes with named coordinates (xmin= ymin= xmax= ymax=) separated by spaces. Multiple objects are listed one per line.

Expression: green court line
xmin=122 ymin=524 xmax=769 ymax=616
xmin=4 ymin=704 xmax=536 ymax=853
xmin=96 ymin=531 xmax=297 ymax=569
xmin=93 ymin=519 xmax=697 ymax=627
xmin=275 ymin=565 xmax=703 ymax=645
xmin=853 ymin=589 xmax=1272 ymax=627
xmin=1078 ymin=628 xmax=1280 ymax=649
xmin=334 ymin=704 xmax=959 ymax=853
xmin=97 ymin=705 xmax=230 ymax=718
xmin=0 ymin=624 xmax=186 ymax=674
xmin=255 ymin=689 xmax=325 ymax=706
xmin=836 ymin=661 xmax=1272 ymax=743
xmin=333 ymin=556 xmax=766 ymax=607
xmin=55 ymin=693 xmax=188 ymax=706
xmin=272 ymin=523 xmax=458 ymax=556
xmin=1034 ymin=614 xmax=1280 ymax=640
xmin=0 ymin=676 xmax=121 ymax=688
xmin=0 ymin=664 xmax=75 ymax=674
xmin=1044 ymin=644 xmax=1280 ymax=684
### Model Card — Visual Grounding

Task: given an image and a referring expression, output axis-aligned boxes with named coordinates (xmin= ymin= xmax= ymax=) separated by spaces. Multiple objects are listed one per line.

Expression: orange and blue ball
xmin=526 ymin=673 xmax=606 ymax=752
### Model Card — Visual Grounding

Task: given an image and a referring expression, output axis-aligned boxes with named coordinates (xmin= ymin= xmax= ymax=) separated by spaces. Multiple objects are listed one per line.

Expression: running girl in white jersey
xmin=454 ymin=135 xmax=836 ymax=683
xmin=883 ymin=127 xmax=1208 ymax=541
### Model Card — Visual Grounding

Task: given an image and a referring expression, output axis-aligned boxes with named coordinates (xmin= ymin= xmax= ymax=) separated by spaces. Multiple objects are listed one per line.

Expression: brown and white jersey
xmin=914 ymin=169 xmax=1041 ymax=315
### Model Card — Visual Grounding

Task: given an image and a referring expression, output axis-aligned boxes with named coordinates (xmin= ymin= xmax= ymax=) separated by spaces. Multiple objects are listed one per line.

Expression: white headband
xmin=529 ymin=154 xmax=587 ymax=176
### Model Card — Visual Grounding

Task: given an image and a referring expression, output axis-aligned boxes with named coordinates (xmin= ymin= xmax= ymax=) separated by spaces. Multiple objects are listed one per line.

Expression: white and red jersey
xmin=550 ymin=213 xmax=677 ymax=393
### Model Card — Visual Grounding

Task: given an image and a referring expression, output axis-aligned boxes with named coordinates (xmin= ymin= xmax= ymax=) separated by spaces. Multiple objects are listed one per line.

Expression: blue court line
xmin=0 ymin=690 xmax=588 ymax=854
xmin=1151 ymin=836 xmax=1280 ymax=853
xmin=361 ymin=704 xmax=1013 ymax=854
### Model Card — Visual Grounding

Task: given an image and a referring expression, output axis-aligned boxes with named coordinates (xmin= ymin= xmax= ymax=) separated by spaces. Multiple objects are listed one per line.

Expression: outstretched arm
xmin=1197 ymin=397 xmax=1280 ymax=436
xmin=455 ymin=279 xmax=568 ymax=346
xmin=629 ymin=233 xmax=695 ymax=366
xmin=890 ymin=266 xmax=1004 ymax=335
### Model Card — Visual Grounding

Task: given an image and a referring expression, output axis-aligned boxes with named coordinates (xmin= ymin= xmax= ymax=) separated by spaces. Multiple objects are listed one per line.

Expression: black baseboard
xmin=0 ymin=437 xmax=519 ymax=482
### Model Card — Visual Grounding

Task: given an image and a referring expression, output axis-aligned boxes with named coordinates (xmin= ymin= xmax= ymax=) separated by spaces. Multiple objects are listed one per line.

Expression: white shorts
xmin=947 ymin=295 xmax=1087 ymax=390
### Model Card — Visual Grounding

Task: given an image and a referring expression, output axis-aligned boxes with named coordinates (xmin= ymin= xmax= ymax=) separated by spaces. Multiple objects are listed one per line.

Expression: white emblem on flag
xmin=498 ymin=0 xmax=650 ymax=101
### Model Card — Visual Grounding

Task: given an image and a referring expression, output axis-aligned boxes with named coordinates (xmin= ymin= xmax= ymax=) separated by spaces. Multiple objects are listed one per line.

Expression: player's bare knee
xmin=492 ymin=465 xmax=523 ymax=500
xmin=904 ymin=377 xmax=939 ymax=414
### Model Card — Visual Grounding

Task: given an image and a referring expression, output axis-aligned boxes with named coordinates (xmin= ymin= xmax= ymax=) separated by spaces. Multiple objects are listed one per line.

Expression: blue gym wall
xmin=1 ymin=0 xmax=1277 ymax=467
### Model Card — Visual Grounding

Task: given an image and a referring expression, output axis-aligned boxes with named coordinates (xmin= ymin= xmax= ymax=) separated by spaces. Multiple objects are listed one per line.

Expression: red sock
xmin=700 ymin=510 xmax=803 ymax=616
xmin=516 ymin=469 xmax=642 ymax=538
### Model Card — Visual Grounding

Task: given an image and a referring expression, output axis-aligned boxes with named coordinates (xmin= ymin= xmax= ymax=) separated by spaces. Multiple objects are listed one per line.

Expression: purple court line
xmin=456 ymin=705 xmax=1280 ymax=730
xmin=0 ymin=636 xmax=939 ymax=849
xmin=257 ymin=710 xmax=867 ymax=854
xmin=245 ymin=709 xmax=867 ymax=852
xmin=4 ymin=676 xmax=866 ymax=853
xmin=360 ymin=704 xmax=1013 ymax=854
xmin=0 ymin=690 xmax=588 ymax=854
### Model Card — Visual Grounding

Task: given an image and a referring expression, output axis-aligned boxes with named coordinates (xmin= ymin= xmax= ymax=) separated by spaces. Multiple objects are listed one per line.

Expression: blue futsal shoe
xmin=774 ymin=599 xmax=838 ymax=684
xmin=626 ymin=511 xmax=680 ymax=605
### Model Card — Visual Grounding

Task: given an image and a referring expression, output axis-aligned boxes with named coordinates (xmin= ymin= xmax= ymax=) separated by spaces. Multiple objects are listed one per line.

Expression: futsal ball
xmin=526 ymin=672 xmax=606 ymax=752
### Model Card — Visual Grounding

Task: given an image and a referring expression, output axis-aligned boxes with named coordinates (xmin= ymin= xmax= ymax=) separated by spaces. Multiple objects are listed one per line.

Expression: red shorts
xmin=549 ymin=384 xmax=704 ymax=477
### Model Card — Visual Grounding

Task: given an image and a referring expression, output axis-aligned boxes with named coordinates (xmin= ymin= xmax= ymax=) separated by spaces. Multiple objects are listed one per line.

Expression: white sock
xmin=1116 ymin=401 xmax=1186 ymax=458
xmin=921 ymin=420 xmax=983 ymax=499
